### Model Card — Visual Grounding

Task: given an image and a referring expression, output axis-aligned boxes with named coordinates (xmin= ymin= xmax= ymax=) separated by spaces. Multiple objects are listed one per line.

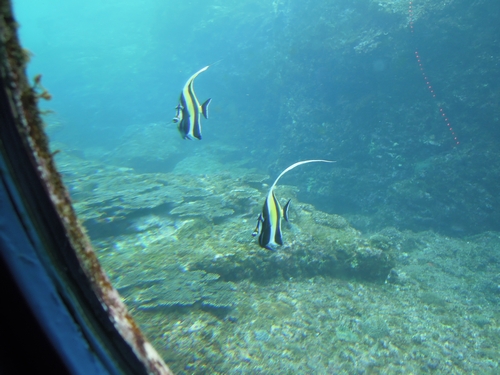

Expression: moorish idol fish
xmin=173 ymin=66 xmax=212 ymax=140
xmin=253 ymin=159 xmax=334 ymax=250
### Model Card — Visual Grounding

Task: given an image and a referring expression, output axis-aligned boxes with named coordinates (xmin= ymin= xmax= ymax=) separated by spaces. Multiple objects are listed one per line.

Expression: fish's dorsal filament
xmin=190 ymin=65 xmax=209 ymax=80
xmin=270 ymin=159 xmax=335 ymax=191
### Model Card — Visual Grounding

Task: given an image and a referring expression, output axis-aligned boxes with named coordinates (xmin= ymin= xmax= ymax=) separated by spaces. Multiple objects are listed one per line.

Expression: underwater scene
xmin=13 ymin=0 xmax=500 ymax=373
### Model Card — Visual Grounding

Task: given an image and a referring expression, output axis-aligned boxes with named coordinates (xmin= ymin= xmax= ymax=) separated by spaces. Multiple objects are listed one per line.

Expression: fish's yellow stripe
xmin=263 ymin=191 xmax=282 ymax=247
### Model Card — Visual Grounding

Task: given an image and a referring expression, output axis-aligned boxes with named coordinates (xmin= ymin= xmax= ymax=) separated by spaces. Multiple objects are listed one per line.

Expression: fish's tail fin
xmin=283 ymin=199 xmax=291 ymax=222
xmin=201 ymin=98 xmax=212 ymax=119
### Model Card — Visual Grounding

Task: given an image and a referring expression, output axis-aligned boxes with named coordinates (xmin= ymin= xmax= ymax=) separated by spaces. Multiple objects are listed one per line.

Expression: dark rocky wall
xmin=267 ymin=0 xmax=500 ymax=236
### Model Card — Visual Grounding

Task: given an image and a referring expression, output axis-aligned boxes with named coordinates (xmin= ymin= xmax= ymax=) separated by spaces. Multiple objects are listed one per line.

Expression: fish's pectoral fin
xmin=283 ymin=199 xmax=291 ymax=222
xmin=252 ymin=214 xmax=262 ymax=237
xmin=201 ymin=98 xmax=212 ymax=119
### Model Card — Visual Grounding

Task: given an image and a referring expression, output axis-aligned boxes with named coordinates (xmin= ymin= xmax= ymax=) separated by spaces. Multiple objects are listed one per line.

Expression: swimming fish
xmin=253 ymin=159 xmax=334 ymax=250
xmin=173 ymin=66 xmax=212 ymax=140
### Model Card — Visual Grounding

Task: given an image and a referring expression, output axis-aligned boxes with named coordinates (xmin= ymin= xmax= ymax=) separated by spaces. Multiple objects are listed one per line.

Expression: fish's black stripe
xmin=179 ymin=94 xmax=191 ymax=138
xmin=187 ymin=78 xmax=202 ymax=139
xmin=259 ymin=199 xmax=272 ymax=248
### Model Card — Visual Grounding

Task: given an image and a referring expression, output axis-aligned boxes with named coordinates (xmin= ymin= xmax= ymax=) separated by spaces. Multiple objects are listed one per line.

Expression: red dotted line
xmin=408 ymin=1 xmax=459 ymax=146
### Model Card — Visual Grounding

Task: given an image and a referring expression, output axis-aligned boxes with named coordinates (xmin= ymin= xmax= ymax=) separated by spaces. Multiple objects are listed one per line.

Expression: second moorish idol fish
xmin=252 ymin=159 xmax=334 ymax=250
xmin=173 ymin=66 xmax=212 ymax=140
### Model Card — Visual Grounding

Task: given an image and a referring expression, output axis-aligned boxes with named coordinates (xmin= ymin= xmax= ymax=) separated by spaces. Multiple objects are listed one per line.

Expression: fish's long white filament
xmin=270 ymin=159 xmax=335 ymax=191
xmin=183 ymin=66 xmax=210 ymax=90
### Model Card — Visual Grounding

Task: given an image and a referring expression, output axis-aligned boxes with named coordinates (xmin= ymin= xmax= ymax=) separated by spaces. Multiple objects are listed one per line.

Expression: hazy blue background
xmin=12 ymin=0 xmax=500 ymax=236
xmin=13 ymin=0 xmax=279 ymax=154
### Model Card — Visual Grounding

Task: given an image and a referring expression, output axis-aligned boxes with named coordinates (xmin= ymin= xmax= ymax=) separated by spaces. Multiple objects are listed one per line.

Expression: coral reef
xmin=55 ymin=149 xmax=500 ymax=374
xmin=113 ymin=264 xmax=236 ymax=310
xmin=55 ymin=150 xmax=263 ymax=227
xmin=93 ymin=227 xmax=500 ymax=375
xmin=57 ymin=151 xmax=395 ymax=283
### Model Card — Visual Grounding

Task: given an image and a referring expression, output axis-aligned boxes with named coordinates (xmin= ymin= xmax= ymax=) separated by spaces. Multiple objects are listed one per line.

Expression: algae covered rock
xmin=169 ymin=198 xmax=235 ymax=221
xmin=113 ymin=264 xmax=236 ymax=310
xmin=57 ymin=150 xmax=264 ymax=232
xmin=58 ymin=150 xmax=395 ymax=283
xmin=191 ymin=202 xmax=396 ymax=282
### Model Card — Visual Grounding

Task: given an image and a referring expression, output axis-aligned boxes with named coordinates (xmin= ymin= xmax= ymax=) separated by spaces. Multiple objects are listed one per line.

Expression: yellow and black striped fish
xmin=173 ymin=66 xmax=212 ymax=140
xmin=253 ymin=159 xmax=334 ymax=250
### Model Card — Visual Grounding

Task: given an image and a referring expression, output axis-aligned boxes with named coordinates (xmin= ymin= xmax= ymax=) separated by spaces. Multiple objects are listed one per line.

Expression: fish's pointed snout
xmin=172 ymin=117 xmax=180 ymax=123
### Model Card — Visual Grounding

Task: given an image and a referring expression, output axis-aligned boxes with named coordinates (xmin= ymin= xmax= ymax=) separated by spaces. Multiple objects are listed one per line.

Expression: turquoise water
xmin=14 ymin=0 xmax=500 ymax=373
